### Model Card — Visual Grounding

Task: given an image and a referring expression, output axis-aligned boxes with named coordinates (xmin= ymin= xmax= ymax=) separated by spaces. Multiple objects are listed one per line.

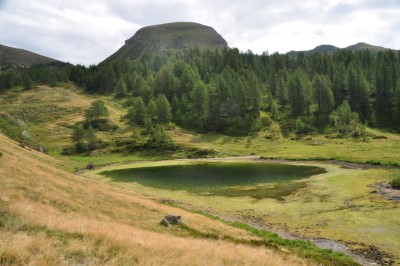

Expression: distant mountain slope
xmin=0 ymin=44 xmax=57 ymax=70
xmin=288 ymin=42 xmax=395 ymax=56
xmin=103 ymin=22 xmax=229 ymax=62
xmin=344 ymin=42 xmax=390 ymax=53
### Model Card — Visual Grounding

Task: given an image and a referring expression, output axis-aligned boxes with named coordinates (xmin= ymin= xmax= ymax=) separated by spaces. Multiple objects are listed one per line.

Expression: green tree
xmin=154 ymin=65 xmax=178 ymax=99
xmin=115 ymin=77 xmax=128 ymax=98
xmin=127 ymin=97 xmax=147 ymax=125
xmin=288 ymin=69 xmax=312 ymax=116
xmin=86 ymin=125 xmax=97 ymax=150
xmin=313 ymin=74 xmax=334 ymax=114
xmin=155 ymin=94 xmax=172 ymax=123
xmin=393 ymin=83 xmax=400 ymax=131
xmin=22 ymin=75 xmax=33 ymax=89
xmin=72 ymin=125 xmax=85 ymax=152
xmin=146 ymin=99 xmax=157 ymax=121
xmin=191 ymin=81 xmax=210 ymax=129
xmin=148 ymin=124 xmax=174 ymax=149
xmin=84 ymin=100 xmax=109 ymax=123
xmin=334 ymin=100 xmax=365 ymax=136
xmin=347 ymin=64 xmax=371 ymax=122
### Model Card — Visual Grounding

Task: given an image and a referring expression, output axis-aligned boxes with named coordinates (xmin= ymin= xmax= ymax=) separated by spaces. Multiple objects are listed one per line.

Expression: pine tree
xmin=72 ymin=125 xmax=85 ymax=152
xmin=115 ymin=77 xmax=128 ymax=98
xmin=191 ymin=81 xmax=210 ymax=129
xmin=393 ymin=83 xmax=400 ymax=131
xmin=127 ymin=97 xmax=147 ymax=125
xmin=147 ymin=99 xmax=157 ymax=121
xmin=347 ymin=64 xmax=371 ymax=122
xmin=288 ymin=68 xmax=311 ymax=116
xmin=313 ymin=74 xmax=334 ymax=114
xmin=84 ymin=100 xmax=109 ymax=124
xmin=86 ymin=125 xmax=97 ymax=150
xmin=155 ymin=94 xmax=172 ymax=123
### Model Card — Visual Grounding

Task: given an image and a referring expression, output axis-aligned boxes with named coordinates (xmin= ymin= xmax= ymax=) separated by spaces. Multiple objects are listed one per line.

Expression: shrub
xmin=390 ymin=178 xmax=400 ymax=189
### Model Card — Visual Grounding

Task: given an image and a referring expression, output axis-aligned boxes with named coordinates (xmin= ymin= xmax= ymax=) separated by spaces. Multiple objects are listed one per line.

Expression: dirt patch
xmin=369 ymin=182 xmax=400 ymax=201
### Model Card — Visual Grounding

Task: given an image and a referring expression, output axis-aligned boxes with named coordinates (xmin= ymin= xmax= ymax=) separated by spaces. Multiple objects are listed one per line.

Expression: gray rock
xmin=165 ymin=215 xmax=182 ymax=225
xmin=160 ymin=218 xmax=170 ymax=227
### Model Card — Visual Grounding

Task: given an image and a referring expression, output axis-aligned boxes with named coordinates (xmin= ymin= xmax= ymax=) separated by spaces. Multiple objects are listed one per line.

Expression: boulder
xmin=160 ymin=218 xmax=170 ymax=227
xmin=165 ymin=215 xmax=182 ymax=225
xmin=160 ymin=215 xmax=182 ymax=227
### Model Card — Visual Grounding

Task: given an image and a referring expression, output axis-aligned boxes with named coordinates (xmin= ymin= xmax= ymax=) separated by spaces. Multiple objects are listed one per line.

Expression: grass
xmin=1 ymin=133 xmax=319 ymax=265
xmin=229 ymin=222 xmax=357 ymax=266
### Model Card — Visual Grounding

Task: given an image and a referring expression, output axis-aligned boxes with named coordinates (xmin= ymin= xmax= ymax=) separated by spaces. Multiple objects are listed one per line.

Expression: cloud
xmin=0 ymin=0 xmax=399 ymax=65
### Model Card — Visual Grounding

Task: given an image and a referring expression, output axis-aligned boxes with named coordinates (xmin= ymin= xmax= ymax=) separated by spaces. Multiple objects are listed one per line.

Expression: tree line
xmin=2 ymin=47 xmax=400 ymax=135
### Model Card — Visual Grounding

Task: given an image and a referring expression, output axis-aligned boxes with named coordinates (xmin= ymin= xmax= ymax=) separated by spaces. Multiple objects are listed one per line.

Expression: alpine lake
xmin=100 ymin=161 xmax=325 ymax=200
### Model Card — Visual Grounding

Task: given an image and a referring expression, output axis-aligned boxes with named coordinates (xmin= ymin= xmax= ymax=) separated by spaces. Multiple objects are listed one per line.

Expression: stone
xmin=160 ymin=218 xmax=170 ymax=227
xmin=164 ymin=215 xmax=182 ymax=225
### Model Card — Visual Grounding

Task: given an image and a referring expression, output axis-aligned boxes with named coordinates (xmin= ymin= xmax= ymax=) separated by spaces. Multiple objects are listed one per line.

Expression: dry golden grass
xmin=0 ymin=134 xmax=312 ymax=265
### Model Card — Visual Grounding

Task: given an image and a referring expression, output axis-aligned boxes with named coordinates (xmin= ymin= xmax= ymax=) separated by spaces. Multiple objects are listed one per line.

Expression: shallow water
xmin=102 ymin=162 xmax=325 ymax=200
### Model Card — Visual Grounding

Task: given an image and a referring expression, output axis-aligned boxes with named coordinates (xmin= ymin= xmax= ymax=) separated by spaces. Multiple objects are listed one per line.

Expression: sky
xmin=0 ymin=0 xmax=399 ymax=65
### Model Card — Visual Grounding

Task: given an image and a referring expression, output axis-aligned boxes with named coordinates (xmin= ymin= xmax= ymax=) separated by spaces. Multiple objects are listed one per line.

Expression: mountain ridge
xmin=0 ymin=43 xmax=57 ymax=70
xmin=288 ymin=42 xmax=396 ymax=56
xmin=103 ymin=22 xmax=229 ymax=63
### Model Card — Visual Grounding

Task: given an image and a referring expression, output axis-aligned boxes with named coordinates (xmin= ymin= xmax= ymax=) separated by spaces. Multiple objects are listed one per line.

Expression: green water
xmin=101 ymin=162 xmax=325 ymax=200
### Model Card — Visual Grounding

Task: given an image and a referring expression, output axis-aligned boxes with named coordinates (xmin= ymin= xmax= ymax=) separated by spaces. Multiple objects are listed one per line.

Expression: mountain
xmin=288 ymin=42 xmax=395 ymax=56
xmin=104 ymin=22 xmax=229 ymax=62
xmin=344 ymin=42 xmax=390 ymax=53
xmin=0 ymin=44 xmax=57 ymax=70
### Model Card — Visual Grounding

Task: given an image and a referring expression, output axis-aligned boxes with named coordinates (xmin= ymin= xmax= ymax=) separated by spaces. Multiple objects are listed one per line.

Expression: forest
xmin=1 ymin=47 xmax=400 ymax=136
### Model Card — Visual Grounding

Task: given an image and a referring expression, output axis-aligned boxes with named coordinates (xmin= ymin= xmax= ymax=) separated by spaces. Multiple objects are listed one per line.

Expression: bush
xmin=390 ymin=178 xmax=400 ymax=189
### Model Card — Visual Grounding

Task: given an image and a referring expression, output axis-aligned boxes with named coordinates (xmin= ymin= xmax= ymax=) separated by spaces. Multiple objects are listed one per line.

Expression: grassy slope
xmin=0 ymin=44 xmax=56 ymax=69
xmin=0 ymin=134 xmax=315 ymax=265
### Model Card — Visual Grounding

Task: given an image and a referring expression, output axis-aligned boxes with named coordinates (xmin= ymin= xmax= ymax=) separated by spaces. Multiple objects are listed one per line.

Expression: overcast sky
xmin=0 ymin=0 xmax=399 ymax=65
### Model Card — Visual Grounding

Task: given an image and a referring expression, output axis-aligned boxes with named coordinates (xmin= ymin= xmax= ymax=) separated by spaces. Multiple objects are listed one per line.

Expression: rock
xmin=160 ymin=218 xmax=170 ymax=227
xmin=386 ymin=196 xmax=400 ymax=201
xmin=164 ymin=215 xmax=182 ymax=225
xmin=160 ymin=215 xmax=182 ymax=227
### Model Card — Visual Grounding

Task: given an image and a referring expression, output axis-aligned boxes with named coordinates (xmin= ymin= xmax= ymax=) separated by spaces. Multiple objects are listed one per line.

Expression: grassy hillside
xmin=0 ymin=44 xmax=56 ymax=71
xmin=104 ymin=22 xmax=228 ymax=62
xmin=0 ymin=134 xmax=320 ymax=265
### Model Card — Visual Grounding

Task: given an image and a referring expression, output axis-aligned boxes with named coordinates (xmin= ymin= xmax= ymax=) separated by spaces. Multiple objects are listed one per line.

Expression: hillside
xmin=103 ymin=22 xmax=228 ymax=62
xmin=0 ymin=44 xmax=57 ymax=71
xmin=0 ymin=133 xmax=314 ymax=265
xmin=288 ymin=42 xmax=394 ymax=56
